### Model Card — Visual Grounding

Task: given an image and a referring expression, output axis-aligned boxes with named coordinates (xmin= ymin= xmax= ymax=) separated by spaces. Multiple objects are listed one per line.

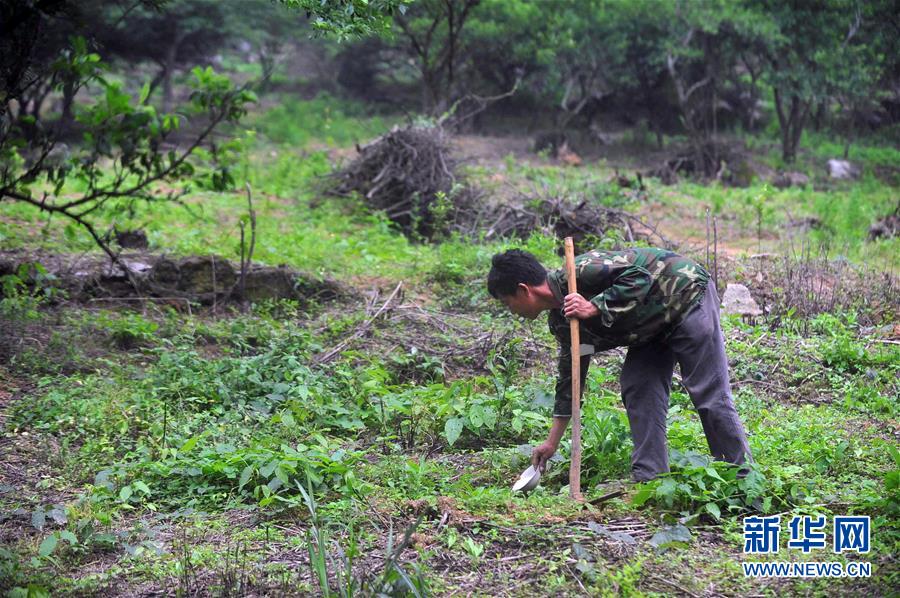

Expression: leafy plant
xmin=437 ymin=375 xmax=549 ymax=448
xmin=631 ymin=450 xmax=805 ymax=521
xmin=812 ymin=313 xmax=895 ymax=373
xmin=29 ymin=504 xmax=67 ymax=532
xmin=0 ymin=42 xmax=256 ymax=264
xmin=578 ymin=403 xmax=632 ymax=485
xmin=0 ymin=263 xmax=58 ymax=320
xmin=861 ymin=444 xmax=900 ymax=519
xmin=743 ymin=184 xmax=775 ymax=252
xmin=461 ymin=536 xmax=485 ymax=563
xmin=96 ymin=312 xmax=160 ymax=350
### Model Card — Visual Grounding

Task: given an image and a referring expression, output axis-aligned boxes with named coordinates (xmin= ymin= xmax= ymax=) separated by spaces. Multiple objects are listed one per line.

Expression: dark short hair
xmin=487 ymin=249 xmax=547 ymax=298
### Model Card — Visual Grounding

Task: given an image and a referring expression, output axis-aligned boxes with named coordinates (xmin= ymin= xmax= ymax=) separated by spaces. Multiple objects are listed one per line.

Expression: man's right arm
xmin=532 ymin=319 xmax=590 ymax=470
xmin=552 ymin=330 xmax=591 ymax=418
xmin=532 ymin=415 xmax=569 ymax=471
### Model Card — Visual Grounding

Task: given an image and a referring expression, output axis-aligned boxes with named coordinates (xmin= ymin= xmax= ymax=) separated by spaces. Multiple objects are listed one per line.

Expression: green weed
xmin=632 ymin=451 xmax=789 ymax=520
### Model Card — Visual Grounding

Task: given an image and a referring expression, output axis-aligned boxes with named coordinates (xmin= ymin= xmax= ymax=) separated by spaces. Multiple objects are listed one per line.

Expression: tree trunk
xmin=161 ymin=64 xmax=175 ymax=114
xmin=422 ymin=71 xmax=439 ymax=113
xmin=27 ymin=81 xmax=52 ymax=120
xmin=842 ymin=110 xmax=853 ymax=159
xmin=257 ymin=40 xmax=281 ymax=94
xmin=774 ymin=88 xmax=809 ymax=164
xmin=812 ymin=101 xmax=827 ymax=131
xmin=445 ymin=0 xmax=456 ymax=99
xmin=741 ymin=56 xmax=761 ymax=131
xmin=59 ymin=77 xmax=76 ymax=126
xmin=161 ymin=30 xmax=187 ymax=114
xmin=667 ymin=33 xmax=717 ymax=177
xmin=146 ymin=68 xmax=166 ymax=103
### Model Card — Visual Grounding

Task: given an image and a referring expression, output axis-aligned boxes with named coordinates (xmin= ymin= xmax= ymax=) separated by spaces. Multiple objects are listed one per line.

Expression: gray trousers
xmin=620 ymin=284 xmax=752 ymax=482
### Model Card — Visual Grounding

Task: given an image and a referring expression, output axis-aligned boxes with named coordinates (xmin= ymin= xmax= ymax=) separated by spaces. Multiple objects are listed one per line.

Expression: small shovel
xmin=511 ymin=464 xmax=541 ymax=493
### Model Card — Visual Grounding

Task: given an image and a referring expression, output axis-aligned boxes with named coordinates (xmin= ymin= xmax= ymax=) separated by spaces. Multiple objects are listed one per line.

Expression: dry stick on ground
xmin=314 ymin=281 xmax=404 ymax=365
xmin=480 ymin=189 xmax=675 ymax=249
xmin=607 ymin=208 xmax=677 ymax=249
xmin=713 ymin=214 xmax=719 ymax=292
xmin=645 ymin=575 xmax=700 ymax=598
xmin=211 ymin=254 xmax=217 ymax=316
xmin=333 ymin=125 xmax=474 ymax=240
xmin=706 ymin=207 xmax=711 ymax=272
xmin=238 ymin=182 xmax=257 ymax=313
xmin=623 ymin=217 xmax=635 ymax=243
xmin=437 ymin=76 xmax=522 ymax=129
xmin=566 ymin=564 xmax=589 ymax=594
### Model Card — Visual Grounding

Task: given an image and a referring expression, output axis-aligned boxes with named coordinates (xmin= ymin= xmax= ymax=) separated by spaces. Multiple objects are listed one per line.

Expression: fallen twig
xmin=314 ymin=281 xmax=403 ymax=364
xmin=645 ymin=574 xmax=699 ymax=598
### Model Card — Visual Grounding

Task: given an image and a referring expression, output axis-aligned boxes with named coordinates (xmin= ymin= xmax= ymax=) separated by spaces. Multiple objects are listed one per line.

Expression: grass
xmin=2 ymin=282 xmax=896 ymax=594
xmin=656 ymin=177 xmax=898 ymax=267
xmin=249 ymin=93 xmax=397 ymax=149
xmin=1 ymin=95 xmax=898 ymax=595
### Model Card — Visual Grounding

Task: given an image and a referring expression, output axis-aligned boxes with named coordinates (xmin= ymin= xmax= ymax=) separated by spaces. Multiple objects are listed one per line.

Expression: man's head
xmin=487 ymin=249 xmax=549 ymax=319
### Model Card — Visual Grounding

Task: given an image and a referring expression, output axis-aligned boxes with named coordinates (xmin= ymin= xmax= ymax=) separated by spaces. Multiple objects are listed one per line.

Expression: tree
xmin=220 ymin=2 xmax=310 ymax=93
xmin=393 ymin=0 xmax=482 ymax=114
xmin=281 ymin=0 xmax=411 ymax=40
xmin=1 ymin=44 xmax=255 ymax=263
xmin=825 ymin=0 xmax=899 ymax=157
xmin=532 ymin=1 xmax=673 ymax=140
xmin=101 ymin=1 xmax=321 ymax=103
xmin=1 ymin=0 xmax=403 ymax=270
xmin=747 ymin=0 xmax=883 ymax=163
xmin=547 ymin=0 xmax=658 ymax=132
xmin=462 ymin=0 xmax=555 ymax=100
xmin=1 ymin=1 xmax=161 ymax=123
xmin=98 ymin=0 xmax=228 ymax=113
xmin=471 ymin=0 xmax=612 ymax=131
xmin=658 ymin=0 xmax=779 ymax=175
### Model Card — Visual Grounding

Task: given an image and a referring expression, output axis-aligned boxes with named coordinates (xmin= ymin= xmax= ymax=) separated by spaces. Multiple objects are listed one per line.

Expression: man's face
xmin=499 ymin=284 xmax=542 ymax=320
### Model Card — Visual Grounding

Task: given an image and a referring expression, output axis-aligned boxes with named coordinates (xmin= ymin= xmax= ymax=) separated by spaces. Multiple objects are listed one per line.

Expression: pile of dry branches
xmin=647 ymin=143 xmax=753 ymax=187
xmin=331 ymin=125 xmax=478 ymax=240
xmin=481 ymin=193 xmax=673 ymax=251
xmin=332 ymin=124 xmax=674 ymax=248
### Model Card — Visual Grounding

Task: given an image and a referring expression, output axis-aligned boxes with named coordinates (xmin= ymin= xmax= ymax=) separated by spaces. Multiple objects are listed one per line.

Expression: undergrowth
xmin=1 ymin=101 xmax=897 ymax=596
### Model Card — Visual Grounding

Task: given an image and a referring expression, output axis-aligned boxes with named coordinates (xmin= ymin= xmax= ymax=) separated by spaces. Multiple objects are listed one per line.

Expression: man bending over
xmin=487 ymin=247 xmax=752 ymax=482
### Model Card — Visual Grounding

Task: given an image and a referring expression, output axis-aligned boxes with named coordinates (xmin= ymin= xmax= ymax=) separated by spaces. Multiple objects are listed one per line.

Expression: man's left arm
xmin=563 ymin=262 xmax=653 ymax=322
xmin=584 ymin=264 xmax=653 ymax=327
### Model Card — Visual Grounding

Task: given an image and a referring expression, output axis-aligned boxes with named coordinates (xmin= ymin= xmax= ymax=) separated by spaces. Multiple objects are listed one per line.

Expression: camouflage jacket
xmin=547 ymin=247 xmax=709 ymax=417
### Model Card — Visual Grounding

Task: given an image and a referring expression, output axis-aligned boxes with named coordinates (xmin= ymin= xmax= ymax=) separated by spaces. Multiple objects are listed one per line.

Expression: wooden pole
xmin=564 ymin=237 xmax=584 ymax=501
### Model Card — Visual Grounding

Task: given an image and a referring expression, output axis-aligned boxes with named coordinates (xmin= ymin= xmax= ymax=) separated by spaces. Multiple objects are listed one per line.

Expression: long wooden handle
xmin=564 ymin=237 xmax=584 ymax=501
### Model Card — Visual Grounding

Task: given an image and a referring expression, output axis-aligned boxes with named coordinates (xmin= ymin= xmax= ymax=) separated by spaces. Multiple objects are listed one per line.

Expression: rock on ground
xmin=827 ymin=159 xmax=861 ymax=180
xmin=721 ymin=283 xmax=763 ymax=317
xmin=773 ymin=171 xmax=810 ymax=189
